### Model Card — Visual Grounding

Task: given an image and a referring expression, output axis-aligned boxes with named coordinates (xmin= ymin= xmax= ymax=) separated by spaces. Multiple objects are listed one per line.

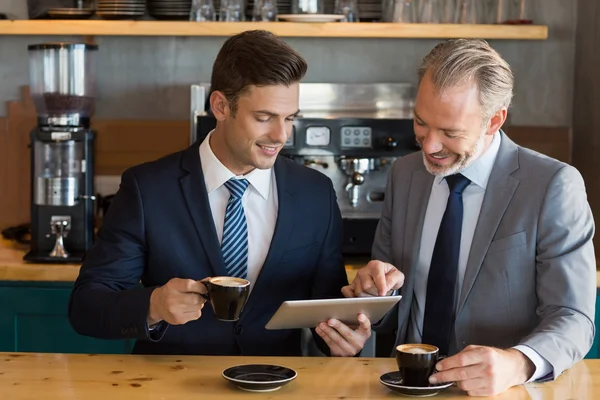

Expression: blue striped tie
xmin=221 ymin=178 xmax=250 ymax=279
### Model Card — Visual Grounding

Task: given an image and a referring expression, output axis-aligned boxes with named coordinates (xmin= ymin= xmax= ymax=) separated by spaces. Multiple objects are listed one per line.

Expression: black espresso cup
xmin=395 ymin=344 xmax=440 ymax=387
xmin=199 ymin=277 xmax=250 ymax=321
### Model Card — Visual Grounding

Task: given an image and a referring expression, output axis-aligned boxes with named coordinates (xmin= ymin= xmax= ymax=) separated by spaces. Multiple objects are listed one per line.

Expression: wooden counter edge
xmin=0 ymin=21 xmax=549 ymax=40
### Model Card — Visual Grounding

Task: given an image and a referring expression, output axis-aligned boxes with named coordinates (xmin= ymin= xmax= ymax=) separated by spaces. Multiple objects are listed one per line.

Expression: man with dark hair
xmin=69 ymin=30 xmax=371 ymax=357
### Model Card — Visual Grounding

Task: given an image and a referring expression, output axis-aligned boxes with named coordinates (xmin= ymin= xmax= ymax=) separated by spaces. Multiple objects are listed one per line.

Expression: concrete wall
xmin=0 ymin=0 xmax=576 ymax=127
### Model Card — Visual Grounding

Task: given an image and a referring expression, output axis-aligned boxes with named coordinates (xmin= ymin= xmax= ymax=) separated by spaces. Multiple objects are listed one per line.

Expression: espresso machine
xmin=191 ymin=83 xmax=419 ymax=257
xmin=24 ymin=43 xmax=98 ymax=263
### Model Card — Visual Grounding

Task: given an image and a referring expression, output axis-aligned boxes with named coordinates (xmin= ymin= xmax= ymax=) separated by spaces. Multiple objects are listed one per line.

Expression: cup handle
xmin=199 ymin=281 xmax=210 ymax=301
xmin=434 ymin=355 xmax=446 ymax=373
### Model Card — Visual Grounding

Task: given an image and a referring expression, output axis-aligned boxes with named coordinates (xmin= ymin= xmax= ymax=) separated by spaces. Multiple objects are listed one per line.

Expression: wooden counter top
xmin=0 ymin=239 xmax=366 ymax=283
xmin=0 ymin=240 xmax=81 ymax=282
xmin=1 ymin=239 xmax=599 ymax=288
xmin=0 ymin=352 xmax=597 ymax=399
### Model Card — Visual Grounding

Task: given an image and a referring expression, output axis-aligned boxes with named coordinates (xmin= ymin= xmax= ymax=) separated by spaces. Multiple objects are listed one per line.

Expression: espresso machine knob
xmin=351 ymin=171 xmax=365 ymax=185
xmin=383 ymin=137 xmax=398 ymax=150
xmin=346 ymin=172 xmax=366 ymax=208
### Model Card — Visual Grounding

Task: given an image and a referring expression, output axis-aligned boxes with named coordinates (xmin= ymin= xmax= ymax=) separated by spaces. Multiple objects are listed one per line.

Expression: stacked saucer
xmin=148 ymin=0 xmax=192 ymax=20
xmin=358 ymin=0 xmax=382 ymax=21
xmin=48 ymin=8 xmax=95 ymax=19
xmin=96 ymin=0 xmax=146 ymax=19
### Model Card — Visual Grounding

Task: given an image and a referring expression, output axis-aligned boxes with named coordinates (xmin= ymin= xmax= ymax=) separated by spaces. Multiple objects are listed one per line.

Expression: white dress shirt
xmin=407 ymin=132 xmax=552 ymax=382
xmin=199 ymin=131 xmax=278 ymax=293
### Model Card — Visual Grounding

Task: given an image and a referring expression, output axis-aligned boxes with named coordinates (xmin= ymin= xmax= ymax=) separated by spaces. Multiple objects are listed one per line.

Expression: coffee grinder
xmin=24 ymin=43 xmax=98 ymax=263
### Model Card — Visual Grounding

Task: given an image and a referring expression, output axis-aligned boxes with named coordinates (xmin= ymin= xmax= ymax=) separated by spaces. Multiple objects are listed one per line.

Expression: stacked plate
xmin=97 ymin=0 xmax=147 ymax=19
xmin=148 ymin=0 xmax=192 ymax=20
xmin=358 ymin=0 xmax=382 ymax=21
xmin=48 ymin=8 xmax=95 ymax=19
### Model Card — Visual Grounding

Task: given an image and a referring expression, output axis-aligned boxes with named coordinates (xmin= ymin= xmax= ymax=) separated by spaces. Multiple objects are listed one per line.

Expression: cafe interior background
xmin=0 ymin=0 xmax=598 ymax=361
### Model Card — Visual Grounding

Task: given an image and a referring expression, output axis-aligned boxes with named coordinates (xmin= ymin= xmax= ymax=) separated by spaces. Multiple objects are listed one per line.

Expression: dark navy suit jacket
xmin=68 ymin=141 xmax=348 ymax=356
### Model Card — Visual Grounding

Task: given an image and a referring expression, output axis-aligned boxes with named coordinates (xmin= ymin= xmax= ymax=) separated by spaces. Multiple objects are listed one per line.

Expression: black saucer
xmin=380 ymin=371 xmax=453 ymax=397
xmin=222 ymin=364 xmax=297 ymax=392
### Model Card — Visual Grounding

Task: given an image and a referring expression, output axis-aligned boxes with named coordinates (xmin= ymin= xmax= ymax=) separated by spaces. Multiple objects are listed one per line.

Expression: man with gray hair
xmin=344 ymin=39 xmax=596 ymax=396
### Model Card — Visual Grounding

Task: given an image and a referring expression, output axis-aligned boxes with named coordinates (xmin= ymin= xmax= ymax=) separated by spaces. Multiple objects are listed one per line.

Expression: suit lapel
xmin=179 ymin=142 xmax=228 ymax=277
xmin=456 ymin=132 xmax=520 ymax=315
xmin=403 ymin=169 xmax=434 ymax=274
xmin=397 ymin=167 xmax=434 ymax=343
xmin=239 ymin=157 xmax=294 ymax=317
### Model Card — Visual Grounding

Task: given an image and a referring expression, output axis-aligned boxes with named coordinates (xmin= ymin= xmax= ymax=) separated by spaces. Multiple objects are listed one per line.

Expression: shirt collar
xmin=199 ymin=130 xmax=273 ymax=200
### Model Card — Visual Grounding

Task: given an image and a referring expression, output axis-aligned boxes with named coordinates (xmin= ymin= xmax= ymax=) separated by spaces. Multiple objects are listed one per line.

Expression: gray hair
xmin=417 ymin=39 xmax=514 ymax=120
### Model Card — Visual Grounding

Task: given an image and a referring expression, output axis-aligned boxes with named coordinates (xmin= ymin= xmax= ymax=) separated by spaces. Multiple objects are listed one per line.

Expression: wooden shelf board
xmin=0 ymin=20 xmax=548 ymax=39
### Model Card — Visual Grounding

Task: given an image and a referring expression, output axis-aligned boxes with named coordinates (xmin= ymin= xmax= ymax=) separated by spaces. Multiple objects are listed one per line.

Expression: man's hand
xmin=315 ymin=313 xmax=371 ymax=357
xmin=341 ymin=260 xmax=404 ymax=298
xmin=429 ymin=345 xmax=535 ymax=397
xmin=148 ymin=278 xmax=207 ymax=325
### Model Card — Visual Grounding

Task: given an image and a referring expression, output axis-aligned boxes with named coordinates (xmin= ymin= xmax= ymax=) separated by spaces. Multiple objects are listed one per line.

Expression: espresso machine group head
xmin=24 ymin=43 xmax=98 ymax=263
xmin=339 ymin=157 xmax=376 ymax=207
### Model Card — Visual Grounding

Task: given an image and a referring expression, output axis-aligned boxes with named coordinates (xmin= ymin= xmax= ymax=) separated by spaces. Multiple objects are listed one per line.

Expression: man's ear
xmin=210 ymin=91 xmax=230 ymax=122
xmin=486 ymin=107 xmax=507 ymax=135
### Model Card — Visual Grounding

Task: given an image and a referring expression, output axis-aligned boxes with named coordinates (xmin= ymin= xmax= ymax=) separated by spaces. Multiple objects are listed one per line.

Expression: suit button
xmin=235 ymin=326 xmax=243 ymax=335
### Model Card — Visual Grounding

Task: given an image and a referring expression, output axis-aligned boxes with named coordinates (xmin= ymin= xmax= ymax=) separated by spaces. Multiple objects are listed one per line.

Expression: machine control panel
xmin=340 ymin=126 xmax=372 ymax=148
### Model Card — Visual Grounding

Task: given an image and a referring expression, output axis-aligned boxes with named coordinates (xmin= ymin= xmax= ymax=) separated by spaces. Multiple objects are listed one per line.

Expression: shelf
xmin=0 ymin=20 xmax=548 ymax=39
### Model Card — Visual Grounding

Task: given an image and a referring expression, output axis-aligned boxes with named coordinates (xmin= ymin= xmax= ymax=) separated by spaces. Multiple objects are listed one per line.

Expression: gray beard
xmin=422 ymin=132 xmax=486 ymax=177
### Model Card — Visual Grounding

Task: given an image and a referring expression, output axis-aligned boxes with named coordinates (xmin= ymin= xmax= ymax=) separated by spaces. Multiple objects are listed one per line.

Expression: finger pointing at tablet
xmin=350 ymin=260 xmax=404 ymax=297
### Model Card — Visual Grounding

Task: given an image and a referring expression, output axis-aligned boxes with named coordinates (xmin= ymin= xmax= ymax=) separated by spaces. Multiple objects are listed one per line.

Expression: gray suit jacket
xmin=373 ymin=131 xmax=596 ymax=380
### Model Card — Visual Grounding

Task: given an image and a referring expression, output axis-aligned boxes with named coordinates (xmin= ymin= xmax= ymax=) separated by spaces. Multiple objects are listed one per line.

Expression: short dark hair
xmin=210 ymin=30 xmax=308 ymax=114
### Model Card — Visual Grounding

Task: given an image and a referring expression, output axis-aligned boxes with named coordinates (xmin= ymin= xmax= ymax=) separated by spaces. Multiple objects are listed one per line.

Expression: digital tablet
xmin=265 ymin=295 xmax=402 ymax=330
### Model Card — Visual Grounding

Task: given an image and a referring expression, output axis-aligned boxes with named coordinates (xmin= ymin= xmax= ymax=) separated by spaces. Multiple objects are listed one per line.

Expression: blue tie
xmin=221 ymin=178 xmax=250 ymax=279
xmin=422 ymin=173 xmax=471 ymax=356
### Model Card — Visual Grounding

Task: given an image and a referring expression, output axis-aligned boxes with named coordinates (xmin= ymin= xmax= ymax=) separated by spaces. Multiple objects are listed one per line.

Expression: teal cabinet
xmin=0 ymin=281 xmax=133 ymax=354
xmin=0 ymin=281 xmax=597 ymax=357
xmin=585 ymin=289 xmax=600 ymax=359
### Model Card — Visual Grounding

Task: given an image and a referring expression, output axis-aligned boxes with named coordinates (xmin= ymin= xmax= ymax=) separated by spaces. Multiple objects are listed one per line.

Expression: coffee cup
xmin=395 ymin=344 xmax=440 ymax=387
xmin=199 ymin=277 xmax=250 ymax=321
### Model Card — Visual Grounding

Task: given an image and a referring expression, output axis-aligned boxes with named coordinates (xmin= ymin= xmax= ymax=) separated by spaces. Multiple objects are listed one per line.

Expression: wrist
xmin=506 ymin=348 xmax=535 ymax=385
xmin=147 ymin=288 xmax=162 ymax=326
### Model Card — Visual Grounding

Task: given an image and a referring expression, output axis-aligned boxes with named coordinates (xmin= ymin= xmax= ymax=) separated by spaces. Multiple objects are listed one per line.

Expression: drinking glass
xmin=419 ymin=0 xmax=443 ymax=23
xmin=383 ymin=0 xmax=416 ymax=23
xmin=335 ymin=0 xmax=359 ymax=22
xmin=252 ymin=0 xmax=278 ymax=21
xmin=221 ymin=0 xmax=245 ymax=21
xmin=292 ymin=0 xmax=324 ymax=14
xmin=191 ymin=0 xmax=216 ymax=21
